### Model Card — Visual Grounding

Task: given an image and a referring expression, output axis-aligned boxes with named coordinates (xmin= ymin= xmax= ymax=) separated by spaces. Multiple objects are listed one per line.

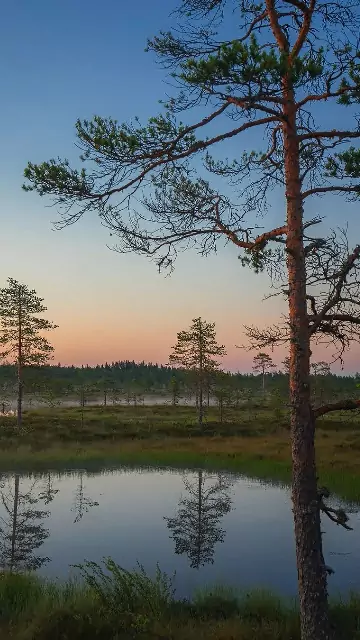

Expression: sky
xmin=0 ymin=0 xmax=360 ymax=373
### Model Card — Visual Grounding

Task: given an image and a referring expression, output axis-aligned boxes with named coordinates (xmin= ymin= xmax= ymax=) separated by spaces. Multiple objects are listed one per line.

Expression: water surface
xmin=0 ymin=467 xmax=358 ymax=598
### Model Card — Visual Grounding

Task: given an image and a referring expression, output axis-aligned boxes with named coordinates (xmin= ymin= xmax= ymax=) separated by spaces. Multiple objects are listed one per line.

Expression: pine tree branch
xmin=302 ymin=185 xmax=360 ymax=199
xmin=214 ymin=201 xmax=287 ymax=249
xmin=93 ymin=115 xmax=280 ymax=202
xmin=296 ymin=86 xmax=359 ymax=109
xmin=309 ymin=313 xmax=360 ymax=324
xmin=225 ymin=96 xmax=284 ymax=115
xmin=265 ymin=0 xmax=289 ymax=51
xmin=314 ymin=399 xmax=360 ymax=418
xmin=291 ymin=0 xmax=315 ymax=58
xmin=299 ymin=130 xmax=360 ymax=142
xmin=317 ymin=487 xmax=353 ymax=532
xmin=286 ymin=0 xmax=312 ymax=12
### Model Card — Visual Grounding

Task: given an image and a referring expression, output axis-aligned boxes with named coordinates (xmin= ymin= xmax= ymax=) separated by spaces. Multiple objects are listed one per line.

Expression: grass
xmin=0 ymin=403 xmax=360 ymax=500
xmin=1 ymin=560 xmax=360 ymax=639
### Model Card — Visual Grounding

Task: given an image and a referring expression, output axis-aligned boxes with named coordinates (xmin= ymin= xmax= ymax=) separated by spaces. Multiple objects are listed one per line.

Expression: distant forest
xmin=0 ymin=361 xmax=358 ymax=406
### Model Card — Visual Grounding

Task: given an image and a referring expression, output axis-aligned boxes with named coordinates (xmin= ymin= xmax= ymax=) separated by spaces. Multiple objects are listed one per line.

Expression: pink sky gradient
xmin=0 ymin=198 xmax=358 ymax=373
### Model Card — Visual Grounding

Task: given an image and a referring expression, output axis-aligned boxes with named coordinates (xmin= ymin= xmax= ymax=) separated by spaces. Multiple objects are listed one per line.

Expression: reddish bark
xmin=279 ymin=25 xmax=332 ymax=640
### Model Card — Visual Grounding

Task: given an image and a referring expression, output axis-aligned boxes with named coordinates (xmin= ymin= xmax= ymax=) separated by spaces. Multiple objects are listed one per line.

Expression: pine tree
xmin=252 ymin=352 xmax=276 ymax=394
xmin=0 ymin=278 xmax=57 ymax=425
xmin=169 ymin=375 xmax=181 ymax=406
xmin=169 ymin=317 xmax=226 ymax=425
xmin=213 ymin=371 xmax=233 ymax=422
xmin=23 ymin=2 xmax=360 ymax=635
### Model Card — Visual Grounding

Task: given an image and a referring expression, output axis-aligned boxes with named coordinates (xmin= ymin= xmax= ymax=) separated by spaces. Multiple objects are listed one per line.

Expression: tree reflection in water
xmin=165 ymin=471 xmax=233 ymax=569
xmin=0 ymin=474 xmax=51 ymax=572
xmin=71 ymin=471 xmax=99 ymax=523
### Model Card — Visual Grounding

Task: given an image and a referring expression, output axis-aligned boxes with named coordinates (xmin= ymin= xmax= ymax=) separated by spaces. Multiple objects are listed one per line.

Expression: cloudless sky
xmin=1 ymin=0 xmax=359 ymax=372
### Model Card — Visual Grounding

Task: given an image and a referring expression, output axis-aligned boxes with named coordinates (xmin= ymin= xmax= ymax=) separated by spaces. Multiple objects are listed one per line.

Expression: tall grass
xmin=74 ymin=557 xmax=175 ymax=620
xmin=1 ymin=563 xmax=360 ymax=639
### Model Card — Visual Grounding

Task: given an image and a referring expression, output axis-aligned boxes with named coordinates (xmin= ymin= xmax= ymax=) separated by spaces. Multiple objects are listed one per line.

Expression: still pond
xmin=0 ymin=466 xmax=358 ymax=598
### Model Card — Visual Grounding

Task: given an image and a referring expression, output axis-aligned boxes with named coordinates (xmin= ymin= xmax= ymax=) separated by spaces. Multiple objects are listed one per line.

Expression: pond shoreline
xmin=0 ymin=441 xmax=359 ymax=503
xmin=0 ymin=404 xmax=359 ymax=501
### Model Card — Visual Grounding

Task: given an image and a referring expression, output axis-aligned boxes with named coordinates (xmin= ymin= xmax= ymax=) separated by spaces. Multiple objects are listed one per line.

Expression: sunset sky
xmin=1 ymin=0 xmax=360 ymax=373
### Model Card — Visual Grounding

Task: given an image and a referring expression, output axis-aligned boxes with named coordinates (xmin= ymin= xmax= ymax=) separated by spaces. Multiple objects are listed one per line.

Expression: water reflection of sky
xmin=0 ymin=468 xmax=359 ymax=599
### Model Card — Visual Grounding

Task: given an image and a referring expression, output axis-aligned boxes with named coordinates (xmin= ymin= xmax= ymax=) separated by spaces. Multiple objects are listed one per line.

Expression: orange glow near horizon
xmin=50 ymin=322 xmax=360 ymax=374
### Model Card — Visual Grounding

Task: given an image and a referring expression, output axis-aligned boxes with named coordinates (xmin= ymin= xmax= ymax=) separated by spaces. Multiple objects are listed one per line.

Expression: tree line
xmin=0 ymin=281 xmax=358 ymax=427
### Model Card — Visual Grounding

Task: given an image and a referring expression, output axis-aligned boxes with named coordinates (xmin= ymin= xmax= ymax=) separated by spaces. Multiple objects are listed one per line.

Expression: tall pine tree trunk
xmin=283 ymin=90 xmax=331 ymax=639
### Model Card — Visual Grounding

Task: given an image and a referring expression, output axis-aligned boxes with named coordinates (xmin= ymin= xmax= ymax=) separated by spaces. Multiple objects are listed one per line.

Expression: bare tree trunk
xmin=104 ymin=389 xmax=107 ymax=406
xmin=17 ymin=295 xmax=22 ymax=427
xmin=196 ymin=470 xmax=202 ymax=569
xmin=284 ymin=91 xmax=331 ymax=639
xmin=198 ymin=324 xmax=204 ymax=426
xmin=198 ymin=383 xmax=203 ymax=426
xmin=17 ymin=371 xmax=22 ymax=426
xmin=11 ymin=474 xmax=20 ymax=572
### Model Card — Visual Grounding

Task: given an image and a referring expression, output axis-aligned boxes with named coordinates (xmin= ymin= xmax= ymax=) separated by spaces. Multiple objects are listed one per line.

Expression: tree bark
xmin=283 ymin=90 xmax=331 ymax=639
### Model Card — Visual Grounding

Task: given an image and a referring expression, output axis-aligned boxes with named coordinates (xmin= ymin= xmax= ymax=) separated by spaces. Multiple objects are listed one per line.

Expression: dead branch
xmin=317 ymin=487 xmax=353 ymax=531
xmin=309 ymin=245 xmax=360 ymax=335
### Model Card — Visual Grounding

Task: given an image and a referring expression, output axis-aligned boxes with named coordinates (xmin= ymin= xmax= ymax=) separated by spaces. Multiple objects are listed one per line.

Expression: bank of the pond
xmin=1 ymin=435 xmax=360 ymax=502
xmin=1 ymin=404 xmax=360 ymax=501
xmin=0 ymin=562 xmax=359 ymax=640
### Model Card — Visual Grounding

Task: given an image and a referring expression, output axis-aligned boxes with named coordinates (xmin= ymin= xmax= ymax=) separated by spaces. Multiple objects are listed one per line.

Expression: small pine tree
xmin=169 ymin=317 xmax=226 ymax=425
xmin=169 ymin=375 xmax=181 ymax=406
xmin=252 ymin=352 xmax=275 ymax=395
xmin=213 ymin=372 xmax=233 ymax=423
xmin=0 ymin=278 xmax=57 ymax=425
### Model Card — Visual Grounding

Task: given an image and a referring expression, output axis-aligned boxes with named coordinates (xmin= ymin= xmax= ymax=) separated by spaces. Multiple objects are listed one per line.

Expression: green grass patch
xmin=1 ymin=561 xmax=360 ymax=640
xmin=0 ymin=404 xmax=360 ymax=502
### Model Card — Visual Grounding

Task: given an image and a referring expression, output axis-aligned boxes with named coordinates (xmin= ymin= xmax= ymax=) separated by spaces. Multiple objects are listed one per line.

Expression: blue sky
xmin=0 ymin=0 xmax=359 ymax=372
